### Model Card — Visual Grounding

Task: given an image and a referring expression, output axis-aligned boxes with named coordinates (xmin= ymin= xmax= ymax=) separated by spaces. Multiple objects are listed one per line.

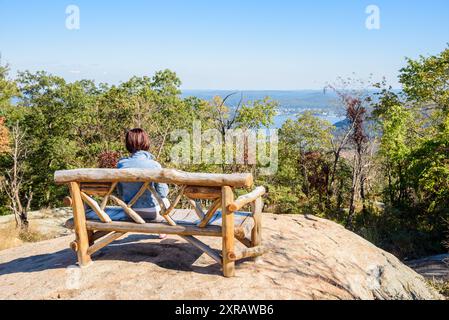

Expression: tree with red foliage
xmin=98 ymin=151 xmax=120 ymax=168
xmin=326 ymin=81 xmax=373 ymax=228
xmin=345 ymin=96 xmax=368 ymax=227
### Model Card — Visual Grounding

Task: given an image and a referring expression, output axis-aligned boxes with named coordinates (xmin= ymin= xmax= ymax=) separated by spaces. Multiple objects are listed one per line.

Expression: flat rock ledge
xmin=0 ymin=213 xmax=442 ymax=300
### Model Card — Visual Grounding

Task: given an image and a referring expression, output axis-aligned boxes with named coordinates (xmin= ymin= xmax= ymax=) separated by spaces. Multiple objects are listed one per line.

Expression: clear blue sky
xmin=0 ymin=0 xmax=448 ymax=89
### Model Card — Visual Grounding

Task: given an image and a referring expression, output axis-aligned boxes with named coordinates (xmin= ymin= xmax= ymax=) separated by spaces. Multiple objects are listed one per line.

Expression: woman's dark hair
xmin=125 ymin=128 xmax=150 ymax=154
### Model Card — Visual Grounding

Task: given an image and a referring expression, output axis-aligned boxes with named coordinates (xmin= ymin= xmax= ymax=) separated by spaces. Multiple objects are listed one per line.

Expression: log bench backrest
xmin=55 ymin=168 xmax=253 ymax=188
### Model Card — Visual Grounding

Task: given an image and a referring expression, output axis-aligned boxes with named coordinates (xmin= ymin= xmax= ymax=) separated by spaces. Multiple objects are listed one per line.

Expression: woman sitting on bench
xmin=117 ymin=128 xmax=170 ymax=238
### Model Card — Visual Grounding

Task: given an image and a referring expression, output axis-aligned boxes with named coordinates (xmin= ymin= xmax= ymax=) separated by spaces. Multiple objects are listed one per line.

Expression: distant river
xmin=181 ymin=90 xmax=346 ymax=129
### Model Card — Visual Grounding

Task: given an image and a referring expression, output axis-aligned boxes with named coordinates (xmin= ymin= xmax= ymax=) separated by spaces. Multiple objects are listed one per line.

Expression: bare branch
xmin=227 ymin=92 xmax=244 ymax=129
xmin=216 ymin=91 xmax=238 ymax=132
xmin=1 ymin=121 xmax=31 ymax=229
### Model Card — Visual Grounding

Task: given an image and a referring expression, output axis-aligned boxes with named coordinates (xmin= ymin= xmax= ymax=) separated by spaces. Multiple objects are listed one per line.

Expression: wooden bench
xmin=54 ymin=168 xmax=267 ymax=277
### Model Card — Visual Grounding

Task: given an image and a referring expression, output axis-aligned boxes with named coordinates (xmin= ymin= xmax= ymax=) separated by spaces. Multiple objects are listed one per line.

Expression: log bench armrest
xmin=227 ymin=186 xmax=266 ymax=212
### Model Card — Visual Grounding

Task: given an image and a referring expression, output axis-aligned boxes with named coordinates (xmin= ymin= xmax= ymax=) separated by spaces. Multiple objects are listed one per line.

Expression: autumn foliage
xmin=98 ymin=151 xmax=120 ymax=168
xmin=0 ymin=117 xmax=10 ymax=153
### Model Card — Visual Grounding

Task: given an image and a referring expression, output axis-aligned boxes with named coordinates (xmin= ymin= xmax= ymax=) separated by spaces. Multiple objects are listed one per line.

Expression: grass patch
xmin=18 ymin=228 xmax=49 ymax=242
xmin=0 ymin=222 xmax=56 ymax=251
xmin=0 ymin=223 xmax=22 ymax=251
xmin=428 ymin=279 xmax=449 ymax=299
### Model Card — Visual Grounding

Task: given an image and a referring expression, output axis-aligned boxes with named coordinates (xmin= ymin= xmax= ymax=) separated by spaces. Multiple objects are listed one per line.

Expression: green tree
xmin=400 ymin=48 xmax=449 ymax=114
xmin=409 ymin=115 xmax=449 ymax=223
xmin=0 ymin=63 xmax=18 ymax=111
xmin=13 ymin=71 xmax=94 ymax=206
xmin=271 ymin=112 xmax=333 ymax=213
xmin=374 ymin=90 xmax=412 ymax=204
xmin=195 ymin=93 xmax=278 ymax=175
xmin=371 ymin=47 xmax=449 ymax=256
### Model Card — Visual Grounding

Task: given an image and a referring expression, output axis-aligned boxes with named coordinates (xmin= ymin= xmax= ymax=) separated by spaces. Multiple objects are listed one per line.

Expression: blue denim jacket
xmin=116 ymin=151 xmax=169 ymax=209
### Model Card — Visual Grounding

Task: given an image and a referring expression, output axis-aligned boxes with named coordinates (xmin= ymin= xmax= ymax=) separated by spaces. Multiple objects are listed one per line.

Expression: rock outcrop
xmin=0 ymin=213 xmax=442 ymax=300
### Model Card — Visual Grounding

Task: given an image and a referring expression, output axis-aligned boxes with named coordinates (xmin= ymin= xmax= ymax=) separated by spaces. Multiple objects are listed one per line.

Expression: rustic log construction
xmin=55 ymin=168 xmax=266 ymax=277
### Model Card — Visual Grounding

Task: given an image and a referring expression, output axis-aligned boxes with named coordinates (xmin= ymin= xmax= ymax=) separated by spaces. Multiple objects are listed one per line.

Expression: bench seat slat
xmin=65 ymin=208 xmax=254 ymax=239
xmin=86 ymin=220 xmax=222 ymax=237
xmin=83 ymin=207 xmax=253 ymax=228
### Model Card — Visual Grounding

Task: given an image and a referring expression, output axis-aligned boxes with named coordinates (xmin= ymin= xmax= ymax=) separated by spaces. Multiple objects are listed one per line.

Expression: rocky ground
xmin=0 ymin=212 xmax=442 ymax=300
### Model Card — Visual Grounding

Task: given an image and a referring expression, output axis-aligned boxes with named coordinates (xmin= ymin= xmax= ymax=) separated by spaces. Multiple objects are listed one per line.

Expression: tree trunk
xmin=360 ymin=174 xmax=366 ymax=213
xmin=328 ymin=153 xmax=338 ymax=194
xmin=387 ymin=167 xmax=394 ymax=204
xmin=347 ymin=175 xmax=357 ymax=228
xmin=326 ymin=148 xmax=343 ymax=209
xmin=336 ymin=179 xmax=344 ymax=210
xmin=346 ymin=154 xmax=361 ymax=229
xmin=19 ymin=212 xmax=29 ymax=231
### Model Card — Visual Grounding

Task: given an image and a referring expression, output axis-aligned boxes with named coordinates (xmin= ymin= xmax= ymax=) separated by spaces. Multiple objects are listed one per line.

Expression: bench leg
xmin=251 ymin=197 xmax=263 ymax=248
xmin=69 ymin=182 xmax=92 ymax=267
xmin=222 ymin=186 xmax=235 ymax=277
